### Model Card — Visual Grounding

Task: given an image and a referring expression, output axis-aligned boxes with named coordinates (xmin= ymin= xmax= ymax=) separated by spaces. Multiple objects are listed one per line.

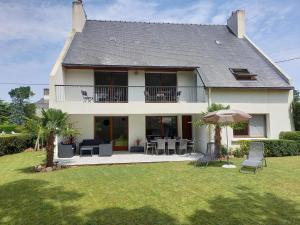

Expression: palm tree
xmin=196 ymin=103 xmax=230 ymax=158
xmin=61 ymin=124 xmax=80 ymax=145
xmin=41 ymin=109 xmax=69 ymax=167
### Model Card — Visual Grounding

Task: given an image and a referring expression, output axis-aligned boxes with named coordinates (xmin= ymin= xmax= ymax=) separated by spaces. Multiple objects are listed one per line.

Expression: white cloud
xmin=0 ymin=0 xmax=70 ymax=43
xmin=211 ymin=14 xmax=227 ymax=24
xmin=86 ymin=0 xmax=214 ymax=24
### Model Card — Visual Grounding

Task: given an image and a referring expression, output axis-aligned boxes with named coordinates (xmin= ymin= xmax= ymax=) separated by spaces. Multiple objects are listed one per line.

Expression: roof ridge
xmin=86 ymin=19 xmax=225 ymax=26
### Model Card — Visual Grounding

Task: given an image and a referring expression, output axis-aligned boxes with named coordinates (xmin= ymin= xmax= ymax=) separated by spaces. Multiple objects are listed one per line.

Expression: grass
xmin=0 ymin=151 xmax=299 ymax=225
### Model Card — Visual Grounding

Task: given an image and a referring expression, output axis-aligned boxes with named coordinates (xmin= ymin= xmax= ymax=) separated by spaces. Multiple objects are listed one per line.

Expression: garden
xmin=0 ymin=151 xmax=299 ymax=225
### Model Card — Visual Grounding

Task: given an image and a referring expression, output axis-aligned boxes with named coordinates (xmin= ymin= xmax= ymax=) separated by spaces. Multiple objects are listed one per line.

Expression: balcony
xmin=55 ymin=85 xmax=206 ymax=103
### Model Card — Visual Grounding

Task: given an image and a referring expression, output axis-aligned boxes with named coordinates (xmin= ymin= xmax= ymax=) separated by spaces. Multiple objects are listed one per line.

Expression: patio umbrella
xmin=203 ymin=109 xmax=251 ymax=168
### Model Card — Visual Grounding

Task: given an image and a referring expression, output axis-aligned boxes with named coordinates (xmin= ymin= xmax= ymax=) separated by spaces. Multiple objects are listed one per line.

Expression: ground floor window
xmin=146 ymin=116 xmax=177 ymax=139
xmin=233 ymin=114 xmax=266 ymax=138
xmin=94 ymin=116 xmax=128 ymax=150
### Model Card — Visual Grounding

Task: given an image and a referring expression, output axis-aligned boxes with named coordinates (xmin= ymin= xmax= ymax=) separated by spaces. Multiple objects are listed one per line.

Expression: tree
xmin=8 ymin=86 xmax=34 ymax=125
xmin=0 ymin=99 xmax=10 ymax=124
xmin=24 ymin=118 xmax=45 ymax=150
xmin=293 ymin=89 xmax=300 ymax=131
xmin=293 ymin=89 xmax=300 ymax=102
xmin=196 ymin=103 xmax=230 ymax=158
xmin=24 ymin=103 xmax=36 ymax=120
xmin=41 ymin=109 xmax=69 ymax=167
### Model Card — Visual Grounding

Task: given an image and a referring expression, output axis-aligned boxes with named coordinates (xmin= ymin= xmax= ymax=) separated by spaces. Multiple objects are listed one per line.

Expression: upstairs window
xmin=229 ymin=68 xmax=257 ymax=80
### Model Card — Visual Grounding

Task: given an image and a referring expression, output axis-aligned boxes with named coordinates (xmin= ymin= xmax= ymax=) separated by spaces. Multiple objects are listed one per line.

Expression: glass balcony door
xmin=94 ymin=72 xmax=128 ymax=102
xmin=145 ymin=73 xmax=177 ymax=102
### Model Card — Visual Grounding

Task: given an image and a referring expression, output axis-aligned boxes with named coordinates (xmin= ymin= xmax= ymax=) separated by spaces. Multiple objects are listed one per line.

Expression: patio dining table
xmin=149 ymin=139 xmax=194 ymax=154
xmin=150 ymin=139 xmax=193 ymax=144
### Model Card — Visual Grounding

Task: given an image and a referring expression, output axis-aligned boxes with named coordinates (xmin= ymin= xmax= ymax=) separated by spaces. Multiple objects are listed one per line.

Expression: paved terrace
xmin=55 ymin=152 xmax=202 ymax=166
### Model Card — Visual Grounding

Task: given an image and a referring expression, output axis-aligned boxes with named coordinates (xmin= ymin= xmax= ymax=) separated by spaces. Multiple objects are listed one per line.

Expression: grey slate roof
xmin=63 ymin=20 xmax=292 ymax=89
xmin=35 ymin=98 xmax=49 ymax=110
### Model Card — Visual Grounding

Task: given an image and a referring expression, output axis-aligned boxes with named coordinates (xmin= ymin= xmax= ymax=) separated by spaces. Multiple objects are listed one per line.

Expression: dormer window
xmin=229 ymin=68 xmax=257 ymax=80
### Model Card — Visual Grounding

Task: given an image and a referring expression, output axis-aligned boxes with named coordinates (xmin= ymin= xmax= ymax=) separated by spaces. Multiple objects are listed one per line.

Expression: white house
xmin=49 ymin=0 xmax=293 ymax=157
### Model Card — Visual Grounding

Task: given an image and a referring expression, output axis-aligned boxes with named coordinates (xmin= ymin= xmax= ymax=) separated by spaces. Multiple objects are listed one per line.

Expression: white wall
xmin=128 ymin=115 xmax=146 ymax=149
xmin=177 ymin=71 xmax=199 ymax=102
xmin=49 ymin=32 xmax=76 ymax=108
xmin=64 ymin=69 xmax=94 ymax=101
xmin=211 ymin=88 xmax=293 ymax=146
xmin=191 ymin=114 xmax=209 ymax=153
xmin=69 ymin=114 xmax=94 ymax=143
xmin=54 ymin=102 xmax=208 ymax=115
xmin=177 ymin=71 xmax=196 ymax=86
xmin=128 ymin=70 xmax=145 ymax=102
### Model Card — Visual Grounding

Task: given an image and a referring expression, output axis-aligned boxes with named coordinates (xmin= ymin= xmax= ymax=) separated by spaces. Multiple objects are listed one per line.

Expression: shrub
xmin=279 ymin=131 xmax=300 ymax=141
xmin=221 ymin=145 xmax=228 ymax=156
xmin=0 ymin=134 xmax=35 ymax=155
xmin=233 ymin=147 xmax=244 ymax=158
xmin=0 ymin=123 xmax=24 ymax=133
xmin=237 ymin=140 xmax=300 ymax=157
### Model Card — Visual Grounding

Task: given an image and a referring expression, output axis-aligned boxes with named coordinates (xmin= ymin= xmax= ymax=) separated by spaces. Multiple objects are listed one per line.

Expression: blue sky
xmin=0 ymin=0 xmax=299 ymax=102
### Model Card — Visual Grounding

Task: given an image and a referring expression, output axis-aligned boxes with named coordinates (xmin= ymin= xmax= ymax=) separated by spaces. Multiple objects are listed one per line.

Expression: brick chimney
xmin=72 ymin=0 xmax=86 ymax=32
xmin=227 ymin=10 xmax=245 ymax=38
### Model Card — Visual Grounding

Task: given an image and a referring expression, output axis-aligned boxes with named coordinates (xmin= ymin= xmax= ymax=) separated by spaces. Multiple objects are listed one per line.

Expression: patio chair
xmin=156 ymin=139 xmax=166 ymax=155
xmin=196 ymin=142 xmax=218 ymax=167
xmin=144 ymin=90 xmax=153 ymax=102
xmin=167 ymin=139 xmax=177 ymax=155
xmin=145 ymin=142 xmax=155 ymax=155
xmin=178 ymin=139 xmax=188 ymax=154
xmin=81 ymin=90 xmax=93 ymax=103
xmin=240 ymin=142 xmax=267 ymax=174
xmin=187 ymin=138 xmax=195 ymax=154
xmin=176 ymin=91 xmax=181 ymax=101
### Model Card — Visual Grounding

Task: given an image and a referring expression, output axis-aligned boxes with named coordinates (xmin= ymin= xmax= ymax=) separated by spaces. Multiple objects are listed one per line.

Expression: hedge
xmin=0 ymin=124 xmax=24 ymax=133
xmin=293 ymin=101 xmax=300 ymax=131
xmin=238 ymin=140 xmax=300 ymax=157
xmin=0 ymin=134 xmax=35 ymax=155
xmin=279 ymin=131 xmax=300 ymax=141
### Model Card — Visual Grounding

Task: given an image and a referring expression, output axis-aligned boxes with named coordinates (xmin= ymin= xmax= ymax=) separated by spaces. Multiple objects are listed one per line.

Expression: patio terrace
xmin=55 ymin=152 xmax=202 ymax=166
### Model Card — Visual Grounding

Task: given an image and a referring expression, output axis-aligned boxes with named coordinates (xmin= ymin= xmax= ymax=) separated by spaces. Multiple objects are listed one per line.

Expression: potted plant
xmin=136 ymin=138 xmax=142 ymax=146
xmin=130 ymin=138 xmax=144 ymax=152
xmin=58 ymin=124 xmax=80 ymax=158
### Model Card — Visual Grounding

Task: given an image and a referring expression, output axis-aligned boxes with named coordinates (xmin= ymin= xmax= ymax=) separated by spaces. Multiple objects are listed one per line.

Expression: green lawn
xmin=0 ymin=152 xmax=299 ymax=225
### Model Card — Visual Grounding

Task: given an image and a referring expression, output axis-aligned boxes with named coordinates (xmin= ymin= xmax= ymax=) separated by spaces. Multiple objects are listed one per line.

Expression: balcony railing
xmin=55 ymin=85 xmax=206 ymax=103
xmin=94 ymin=86 xmax=128 ymax=102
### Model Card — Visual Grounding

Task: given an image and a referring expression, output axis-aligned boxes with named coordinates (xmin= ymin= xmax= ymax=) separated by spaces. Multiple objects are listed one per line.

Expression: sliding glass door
xmin=94 ymin=116 xmax=128 ymax=150
xmin=94 ymin=71 xmax=128 ymax=102
xmin=145 ymin=73 xmax=177 ymax=102
xmin=146 ymin=116 xmax=178 ymax=139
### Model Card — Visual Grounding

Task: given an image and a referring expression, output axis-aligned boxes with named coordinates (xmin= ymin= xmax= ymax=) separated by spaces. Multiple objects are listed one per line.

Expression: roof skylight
xmin=229 ymin=68 xmax=257 ymax=80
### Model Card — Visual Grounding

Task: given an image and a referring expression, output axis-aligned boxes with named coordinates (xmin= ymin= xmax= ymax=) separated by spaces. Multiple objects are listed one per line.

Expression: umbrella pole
xmin=226 ymin=125 xmax=229 ymax=164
